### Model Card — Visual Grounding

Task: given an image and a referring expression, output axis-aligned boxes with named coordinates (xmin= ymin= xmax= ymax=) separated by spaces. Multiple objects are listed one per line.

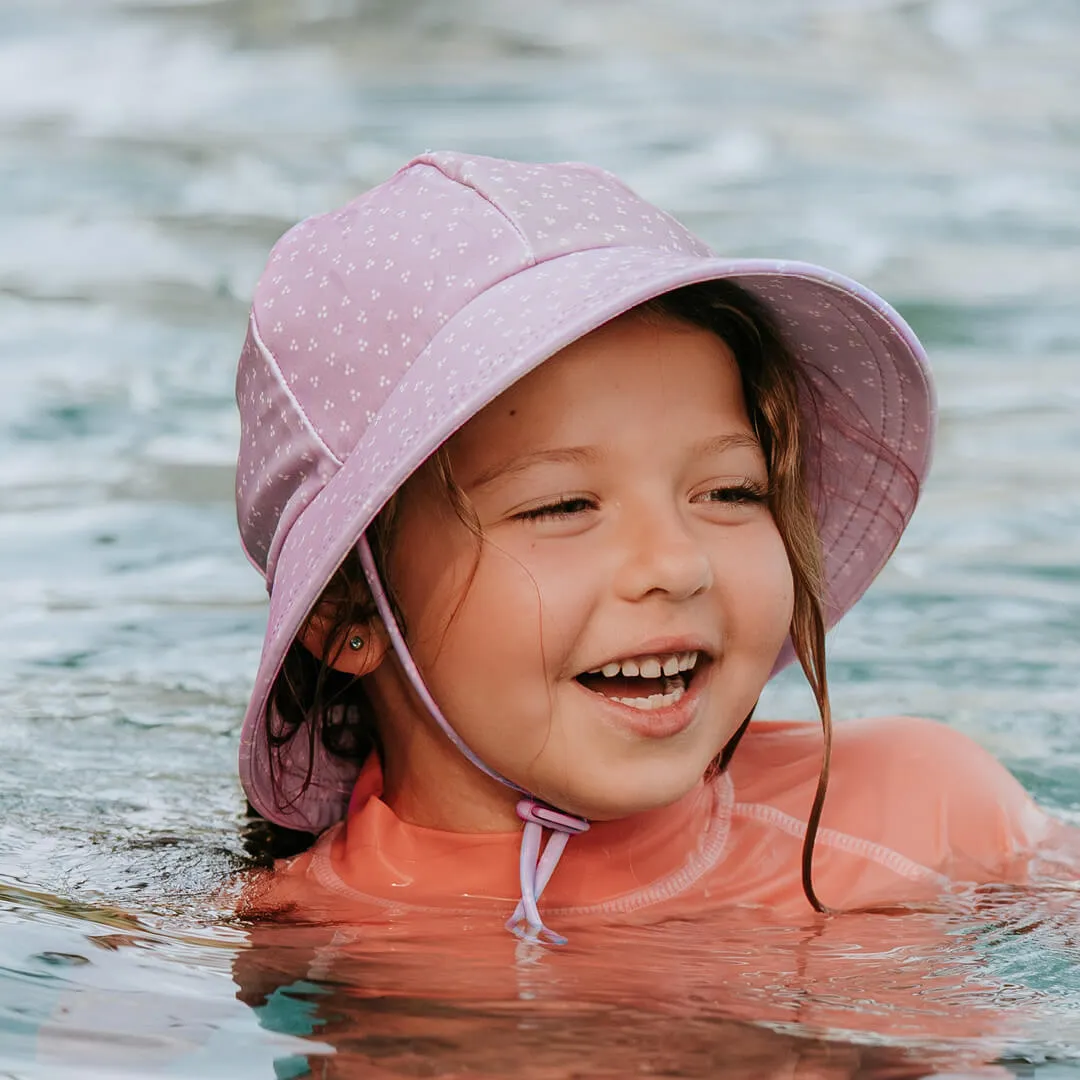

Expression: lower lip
xmin=579 ymin=668 xmax=706 ymax=740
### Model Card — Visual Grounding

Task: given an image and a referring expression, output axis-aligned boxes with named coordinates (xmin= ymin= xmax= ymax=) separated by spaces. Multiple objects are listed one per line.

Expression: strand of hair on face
xmin=797 ymin=604 xmax=834 ymax=916
xmin=801 ymin=713 xmax=833 ymax=914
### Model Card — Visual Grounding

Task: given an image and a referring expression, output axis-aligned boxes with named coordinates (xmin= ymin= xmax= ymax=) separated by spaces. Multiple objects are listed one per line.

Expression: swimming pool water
xmin=1 ymin=1 xmax=1078 ymax=1075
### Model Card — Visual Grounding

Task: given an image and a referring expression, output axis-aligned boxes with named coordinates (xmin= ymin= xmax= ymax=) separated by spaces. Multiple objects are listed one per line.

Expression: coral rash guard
xmin=248 ymin=716 xmax=1056 ymax=923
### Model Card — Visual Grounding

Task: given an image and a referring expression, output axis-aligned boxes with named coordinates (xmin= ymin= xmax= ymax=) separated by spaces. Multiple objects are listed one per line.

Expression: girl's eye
xmin=515 ymin=497 xmax=596 ymax=521
xmin=695 ymin=481 xmax=769 ymax=505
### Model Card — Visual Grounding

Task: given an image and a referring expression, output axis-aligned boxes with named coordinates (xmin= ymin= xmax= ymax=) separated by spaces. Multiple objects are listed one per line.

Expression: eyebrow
xmin=693 ymin=432 xmax=763 ymax=458
xmin=468 ymin=446 xmax=601 ymax=492
xmin=467 ymin=432 xmax=762 ymax=493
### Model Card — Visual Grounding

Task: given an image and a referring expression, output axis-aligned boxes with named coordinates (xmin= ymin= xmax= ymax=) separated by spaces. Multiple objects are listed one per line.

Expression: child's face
xmin=372 ymin=311 xmax=794 ymax=826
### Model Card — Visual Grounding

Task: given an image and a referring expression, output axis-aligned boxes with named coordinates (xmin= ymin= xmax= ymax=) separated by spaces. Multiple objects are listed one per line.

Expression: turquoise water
xmin=1 ymin=0 xmax=1078 ymax=1075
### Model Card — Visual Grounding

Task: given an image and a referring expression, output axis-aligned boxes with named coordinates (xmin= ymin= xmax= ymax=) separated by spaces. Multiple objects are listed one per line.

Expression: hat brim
xmin=239 ymin=246 xmax=934 ymax=831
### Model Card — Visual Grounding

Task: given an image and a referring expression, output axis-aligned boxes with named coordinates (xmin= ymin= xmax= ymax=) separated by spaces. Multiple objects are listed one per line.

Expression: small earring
xmin=348 ymin=634 xmax=364 ymax=651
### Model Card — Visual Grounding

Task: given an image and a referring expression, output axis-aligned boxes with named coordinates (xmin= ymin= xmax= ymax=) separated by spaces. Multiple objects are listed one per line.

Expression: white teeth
xmin=639 ymin=658 xmax=662 ymax=679
xmin=592 ymin=651 xmax=702 ymax=678
xmin=613 ymin=685 xmax=686 ymax=711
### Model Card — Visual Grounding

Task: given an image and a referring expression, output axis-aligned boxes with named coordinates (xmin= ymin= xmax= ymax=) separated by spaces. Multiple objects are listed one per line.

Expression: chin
xmin=535 ymin=761 xmax=710 ymax=822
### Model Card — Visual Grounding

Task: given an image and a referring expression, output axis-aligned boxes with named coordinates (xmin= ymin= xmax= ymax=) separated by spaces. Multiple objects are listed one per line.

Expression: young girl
xmin=235 ymin=151 xmax=1059 ymax=944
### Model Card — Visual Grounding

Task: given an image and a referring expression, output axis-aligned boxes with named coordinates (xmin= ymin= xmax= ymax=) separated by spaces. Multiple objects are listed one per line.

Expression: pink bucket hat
xmin=235 ymin=150 xmax=934 ymax=838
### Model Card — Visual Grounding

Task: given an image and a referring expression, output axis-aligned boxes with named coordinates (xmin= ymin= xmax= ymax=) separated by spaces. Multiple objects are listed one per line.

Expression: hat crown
xmin=235 ymin=152 xmax=710 ymax=576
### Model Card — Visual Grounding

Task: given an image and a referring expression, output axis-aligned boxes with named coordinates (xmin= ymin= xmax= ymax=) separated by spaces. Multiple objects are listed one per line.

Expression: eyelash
xmin=697 ymin=480 xmax=770 ymax=505
xmin=515 ymin=482 xmax=769 ymax=522
xmin=516 ymin=497 xmax=596 ymax=521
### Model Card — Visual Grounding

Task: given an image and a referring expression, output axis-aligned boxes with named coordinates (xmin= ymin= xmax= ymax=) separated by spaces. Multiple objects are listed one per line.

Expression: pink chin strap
xmin=357 ymin=534 xmax=589 ymax=944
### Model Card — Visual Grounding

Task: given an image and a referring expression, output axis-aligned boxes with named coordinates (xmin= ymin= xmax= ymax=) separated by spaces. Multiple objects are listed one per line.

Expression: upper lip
xmin=575 ymin=635 xmax=716 ymax=677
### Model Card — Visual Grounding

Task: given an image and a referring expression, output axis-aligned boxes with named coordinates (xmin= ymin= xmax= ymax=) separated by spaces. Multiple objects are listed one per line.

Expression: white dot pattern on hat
xmin=237 ymin=155 xmax=716 ymax=574
xmin=236 ymin=323 xmax=342 ymax=577
xmin=234 ymin=150 xmax=935 ymax=831
xmin=419 ymin=151 xmax=714 ymax=262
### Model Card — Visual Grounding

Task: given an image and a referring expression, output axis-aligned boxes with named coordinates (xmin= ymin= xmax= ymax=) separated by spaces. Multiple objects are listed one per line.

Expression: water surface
xmin=1 ymin=0 xmax=1078 ymax=1075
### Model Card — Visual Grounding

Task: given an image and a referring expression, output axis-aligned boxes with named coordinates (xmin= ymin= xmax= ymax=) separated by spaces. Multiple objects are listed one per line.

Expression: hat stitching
xmin=236 ymin=329 xmax=344 ymax=579
xmin=803 ymin=294 xmax=904 ymax=608
xmin=416 ymin=158 xmax=540 ymax=264
xmin=248 ymin=312 xmax=345 ymax=470
xmin=826 ymin=291 xmax=916 ymax=599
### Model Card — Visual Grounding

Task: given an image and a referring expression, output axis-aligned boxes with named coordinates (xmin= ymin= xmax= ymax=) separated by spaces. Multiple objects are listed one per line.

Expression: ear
xmin=297 ymin=616 xmax=390 ymax=677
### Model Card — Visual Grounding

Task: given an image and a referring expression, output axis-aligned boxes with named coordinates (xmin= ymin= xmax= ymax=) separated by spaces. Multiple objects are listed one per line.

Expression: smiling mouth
xmin=575 ymin=651 xmax=703 ymax=711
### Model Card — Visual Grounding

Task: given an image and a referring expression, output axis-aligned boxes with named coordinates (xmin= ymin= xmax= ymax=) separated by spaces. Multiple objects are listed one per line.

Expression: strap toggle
xmin=507 ymin=800 xmax=590 ymax=945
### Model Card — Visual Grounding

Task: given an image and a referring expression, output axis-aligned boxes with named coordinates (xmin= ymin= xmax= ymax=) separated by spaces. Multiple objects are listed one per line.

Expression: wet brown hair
xmin=261 ymin=279 xmax=834 ymax=911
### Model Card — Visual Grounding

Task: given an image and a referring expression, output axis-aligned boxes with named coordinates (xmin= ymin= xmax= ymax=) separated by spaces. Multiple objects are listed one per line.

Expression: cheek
xmin=724 ymin=526 xmax=795 ymax=646
xmin=450 ymin=537 xmax=596 ymax=657
xmin=410 ymin=546 xmax=571 ymax=768
xmin=411 ymin=543 xmax=556 ymax=690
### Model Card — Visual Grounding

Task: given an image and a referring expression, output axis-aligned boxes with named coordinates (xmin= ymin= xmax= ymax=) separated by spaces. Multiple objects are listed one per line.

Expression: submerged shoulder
xmin=734 ymin=715 xmax=1049 ymax=881
xmin=831 ymin=715 xmax=1025 ymax=802
xmin=738 ymin=714 xmax=1025 ymax=796
xmin=835 ymin=716 xmax=1051 ymax=878
xmin=833 ymin=713 xmax=1004 ymax=773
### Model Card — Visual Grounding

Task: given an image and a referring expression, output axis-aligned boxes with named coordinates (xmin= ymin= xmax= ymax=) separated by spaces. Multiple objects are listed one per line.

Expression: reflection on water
xmin=11 ymin=885 xmax=1080 ymax=1078
xmin=0 ymin=0 xmax=1078 ymax=1075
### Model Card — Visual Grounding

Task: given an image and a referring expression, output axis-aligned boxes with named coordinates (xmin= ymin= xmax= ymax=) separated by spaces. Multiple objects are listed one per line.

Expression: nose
xmin=612 ymin=501 xmax=713 ymax=603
